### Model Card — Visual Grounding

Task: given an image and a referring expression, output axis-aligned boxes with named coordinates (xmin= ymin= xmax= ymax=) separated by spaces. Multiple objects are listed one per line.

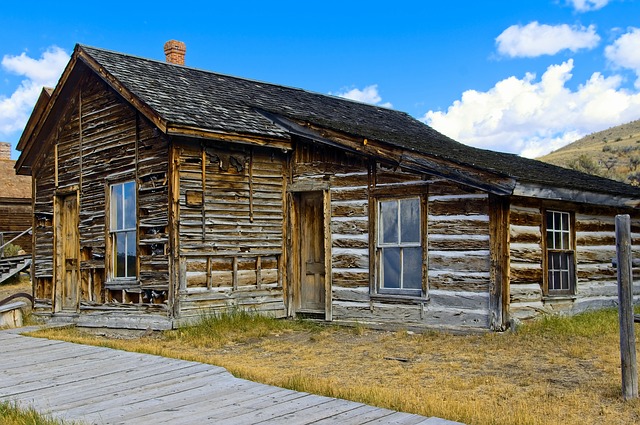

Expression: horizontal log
xmin=331 ymin=202 xmax=368 ymax=218
xmin=428 ymin=250 xmax=490 ymax=272
xmin=428 ymin=234 xmax=489 ymax=250
xmin=427 ymin=271 xmax=489 ymax=292
xmin=509 ymin=243 xmax=542 ymax=264
xmin=428 ymin=196 xmax=488 ymax=216
xmin=332 ymin=235 xmax=369 ymax=249
xmin=509 ymin=283 xmax=542 ymax=303
xmin=331 ymin=269 xmax=369 ymax=288
xmin=510 ymin=225 xmax=541 ymax=244
xmin=429 ymin=289 xmax=489 ymax=311
xmin=330 ymin=219 xmax=369 ymax=235
xmin=510 ymin=207 xmax=542 ymax=227
xmin=428 ymin=216 xmax=490 ymax=236
xmin=509 ymin=263 xmax=543 ymax=284
xmin=332 ymin=301 xmax=489 ymax=329
xmin=331 ymin=187 xmax=368 ymax=202
xmin=332 ymin=250 xmax=369 ymax=269
xmin=332 ymin=287 xmax=370 ymax=302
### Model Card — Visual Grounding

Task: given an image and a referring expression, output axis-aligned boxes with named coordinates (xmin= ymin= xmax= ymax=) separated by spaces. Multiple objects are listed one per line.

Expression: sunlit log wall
xmin=293 ymin=139 xmax=494 ymax=330
xmin=32 ymin=72 xmax=170 ymax=316
xmin=175 ymin=141 xmax=287 ymax=321
xmin=509 ymin=197 xmax=640 ymax=320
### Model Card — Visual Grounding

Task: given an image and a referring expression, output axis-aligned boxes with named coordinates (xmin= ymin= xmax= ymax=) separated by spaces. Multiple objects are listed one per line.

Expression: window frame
xmin=108 ymin=180 xmax=138 ymax=281
xmin=543 ymin=209 xmax=576 ymax=296
xmin=374 ymin=195 xmax=425 ymax=298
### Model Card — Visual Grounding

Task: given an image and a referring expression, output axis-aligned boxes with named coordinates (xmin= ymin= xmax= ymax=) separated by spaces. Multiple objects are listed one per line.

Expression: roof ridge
xmin=78 ymin=44 xmax=405 ymax=116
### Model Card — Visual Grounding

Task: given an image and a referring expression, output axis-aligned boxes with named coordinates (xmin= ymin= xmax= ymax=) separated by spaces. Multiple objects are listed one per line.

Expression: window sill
xmin=542 ymin=294 xmax=577 ymax=302
xmin=371 ymin=293 xmax=428 ymax=304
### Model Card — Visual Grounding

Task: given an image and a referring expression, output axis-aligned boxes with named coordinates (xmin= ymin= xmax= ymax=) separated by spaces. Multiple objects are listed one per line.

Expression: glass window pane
xmin=403 ymin=247 xmax=422 ymax=290
xmin=562 ymin=232 xmax=569 ymax=249
xmin=546 ymin=212 xmax=554 ymax=230
xmin=547 ymin=231 xmax=554 ymax=249
xmin=380 ymin=201 xmax=398 ymax=244
xmin=126 ymin=231 xmax=137 ymax=278
xmin=115 ymin=232 xmax=126 ymax=277
xmin=554 ymin=232 xmax=562 ymax=250
xmin=124 ymin=181 xmax=136 ymax=229
xmin=111 ymin=184 xmax=124 ymax=231
xmin=382 ymin=247 xmax=401 ymax=288
xmin=561 ymin=213 xmax=569 ymax=231
xmin=400 ymin=198 xmax=420 ymax=244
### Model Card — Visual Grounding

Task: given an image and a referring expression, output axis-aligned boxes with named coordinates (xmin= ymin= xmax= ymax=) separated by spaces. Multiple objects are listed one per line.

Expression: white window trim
xmin=376 ymin=197 xmax=423 ymax=296
xmin=110 ymin=180 xmax=137 ymax=280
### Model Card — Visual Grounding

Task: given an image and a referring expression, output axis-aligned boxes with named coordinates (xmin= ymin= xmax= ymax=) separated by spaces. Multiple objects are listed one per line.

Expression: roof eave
xmin=259 ymin=110 xmax=516 ymax=196
xmin=166 ymin=124 xmax=292 ymax=151
xmin=513 ymin=181 xmax=640 ymax=209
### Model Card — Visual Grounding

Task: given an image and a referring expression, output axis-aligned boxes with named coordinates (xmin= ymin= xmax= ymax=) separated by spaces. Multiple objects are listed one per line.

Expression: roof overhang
xmin=513 ymin=182 xmax=640 ymax=209
xmin=259 ymin=110 xmax=517 ymax=196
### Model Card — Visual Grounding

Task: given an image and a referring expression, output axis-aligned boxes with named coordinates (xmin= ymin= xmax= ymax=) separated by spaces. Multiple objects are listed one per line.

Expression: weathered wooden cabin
xmin=0 ymin=142 xmax=32 ymax=254
xmin=15 ymin=42 xmax=640 ymax=331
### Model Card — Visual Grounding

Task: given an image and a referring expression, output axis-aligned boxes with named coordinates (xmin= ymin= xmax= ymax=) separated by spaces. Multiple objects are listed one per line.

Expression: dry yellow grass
xmin=30 ymin=310 xmax=640 ymax=425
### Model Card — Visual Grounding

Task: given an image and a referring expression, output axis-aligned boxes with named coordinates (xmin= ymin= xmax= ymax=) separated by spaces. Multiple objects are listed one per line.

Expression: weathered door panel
xmin=298 ymin=192 xmax=326 ymax=313
xmin=54 ymin=193 xmax=80 ymax=312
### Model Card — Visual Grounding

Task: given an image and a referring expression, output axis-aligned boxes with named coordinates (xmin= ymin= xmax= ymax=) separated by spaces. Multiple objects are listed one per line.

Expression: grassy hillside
xmin=538 ymin=119 xmax=640 ymax=185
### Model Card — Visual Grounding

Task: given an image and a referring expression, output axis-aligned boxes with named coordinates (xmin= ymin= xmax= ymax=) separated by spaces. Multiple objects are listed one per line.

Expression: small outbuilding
xmin=15 ymin=42 xmax=640 ymax=331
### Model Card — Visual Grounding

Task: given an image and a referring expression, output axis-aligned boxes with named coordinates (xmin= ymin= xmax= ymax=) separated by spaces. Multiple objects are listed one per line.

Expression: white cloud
xmin=569 ymin=0 xmax=611 ymax=12
xmin=0 ymin=46 xmax=69 ymax=137
xmin=422 ymin=60 xmax=640 ymax=158
xmin=605 ymin=27 xmax=640 ymax=88
xmin=496 ymin=22 xmax=600 ymax=58
xmin=333 ymin=84 xmax=393 ymax=108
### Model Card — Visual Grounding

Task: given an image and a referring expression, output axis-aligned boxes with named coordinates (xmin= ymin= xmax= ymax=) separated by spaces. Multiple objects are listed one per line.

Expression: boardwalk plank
xmin=310 ymin=404 xmax=396 ymax=424
xmin=0 ymin=329 xmax=459 ymax=425
xmin=37 ymin=364 xmax=227 ymax=414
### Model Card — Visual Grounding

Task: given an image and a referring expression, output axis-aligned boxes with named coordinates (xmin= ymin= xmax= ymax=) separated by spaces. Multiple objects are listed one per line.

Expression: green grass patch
xmin=519 ymin=308 xmax=620 ymax=338
xmin=164 ymin=309 xmax=321 ymax=348
xmin=0 ymin=400 xmax=76 ymax=425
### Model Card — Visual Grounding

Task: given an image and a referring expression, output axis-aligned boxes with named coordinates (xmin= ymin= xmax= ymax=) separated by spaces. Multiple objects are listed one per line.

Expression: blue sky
xmin=1 ymin=0 xmax=640 ymax=159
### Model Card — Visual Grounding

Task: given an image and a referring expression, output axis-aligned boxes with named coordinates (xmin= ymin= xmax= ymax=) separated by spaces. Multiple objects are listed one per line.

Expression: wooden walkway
xmin=0 ymin=328 xmax=462 ymax=424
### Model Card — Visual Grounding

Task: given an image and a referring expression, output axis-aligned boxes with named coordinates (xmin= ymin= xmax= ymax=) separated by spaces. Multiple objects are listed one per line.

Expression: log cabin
xmin=15 ymin=41 xmax=640 ymax=331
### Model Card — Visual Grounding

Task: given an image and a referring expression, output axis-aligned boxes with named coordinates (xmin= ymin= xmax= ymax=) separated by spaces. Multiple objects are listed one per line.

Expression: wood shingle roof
xmin=27 ymin=44 xmax=640 ymax=203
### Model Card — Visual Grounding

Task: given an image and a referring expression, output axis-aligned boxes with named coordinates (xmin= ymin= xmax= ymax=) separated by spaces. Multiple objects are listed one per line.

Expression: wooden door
xmin=54 ymin=193 xmax=80 ymax=312
xmin=298 ymin=192 xmax=326 ymax=313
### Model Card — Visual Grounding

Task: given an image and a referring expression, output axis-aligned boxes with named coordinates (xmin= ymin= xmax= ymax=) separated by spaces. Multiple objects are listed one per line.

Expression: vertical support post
xmin=0 ymin=232 xmax=4 ymax=258
xmin=616 ymin=214 xmax=638 ymax=400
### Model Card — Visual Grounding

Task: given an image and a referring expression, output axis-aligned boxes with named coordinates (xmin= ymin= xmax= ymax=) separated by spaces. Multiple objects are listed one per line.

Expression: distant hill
xmin=538 ymin=119 xmax=640 ymax=185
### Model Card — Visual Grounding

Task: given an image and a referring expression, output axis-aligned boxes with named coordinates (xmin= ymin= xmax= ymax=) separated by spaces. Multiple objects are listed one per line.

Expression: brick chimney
xmin=0 ymin=142 xmax=11 ymax=160
xmin=164 ymin=40 xmax=186 ymax=65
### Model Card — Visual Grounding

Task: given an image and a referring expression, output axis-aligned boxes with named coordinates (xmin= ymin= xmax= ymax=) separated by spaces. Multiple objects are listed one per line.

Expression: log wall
xmin=509 ymin=198 xmax=640 ymax=320
xmin=32 ymin=72 xmax=170 ymax=316
xmin=293 ymin=140 xmax=493 ymax=330
xmin=175 ymin=142 xmax=287 ymax=320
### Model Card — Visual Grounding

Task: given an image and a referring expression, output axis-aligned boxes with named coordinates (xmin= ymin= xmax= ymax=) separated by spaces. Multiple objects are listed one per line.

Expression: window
xmin=377 ymin=197 xmax=422 ymax=295
xmin=545 ymin=210 xmax=575 ymax=295
xmin=110 ymin=181 xmax=137 ymax=279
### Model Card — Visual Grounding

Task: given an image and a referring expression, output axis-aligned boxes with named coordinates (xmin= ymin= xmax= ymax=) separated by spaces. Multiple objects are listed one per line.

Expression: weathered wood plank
xmin=0 ymin=330 xmax=446 ymax=425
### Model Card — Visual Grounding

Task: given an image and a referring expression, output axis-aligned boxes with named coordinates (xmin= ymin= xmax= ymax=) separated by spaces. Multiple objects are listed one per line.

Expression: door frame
xmin=288 ymin=188 xmax=332 ymax=321
xmin=53 ymin=188 xmax=80 ymax=313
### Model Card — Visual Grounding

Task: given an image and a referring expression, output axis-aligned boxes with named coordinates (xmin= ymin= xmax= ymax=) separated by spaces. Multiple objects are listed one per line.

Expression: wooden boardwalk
xmin=0 ymin=328 xmax=462 ymax=424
